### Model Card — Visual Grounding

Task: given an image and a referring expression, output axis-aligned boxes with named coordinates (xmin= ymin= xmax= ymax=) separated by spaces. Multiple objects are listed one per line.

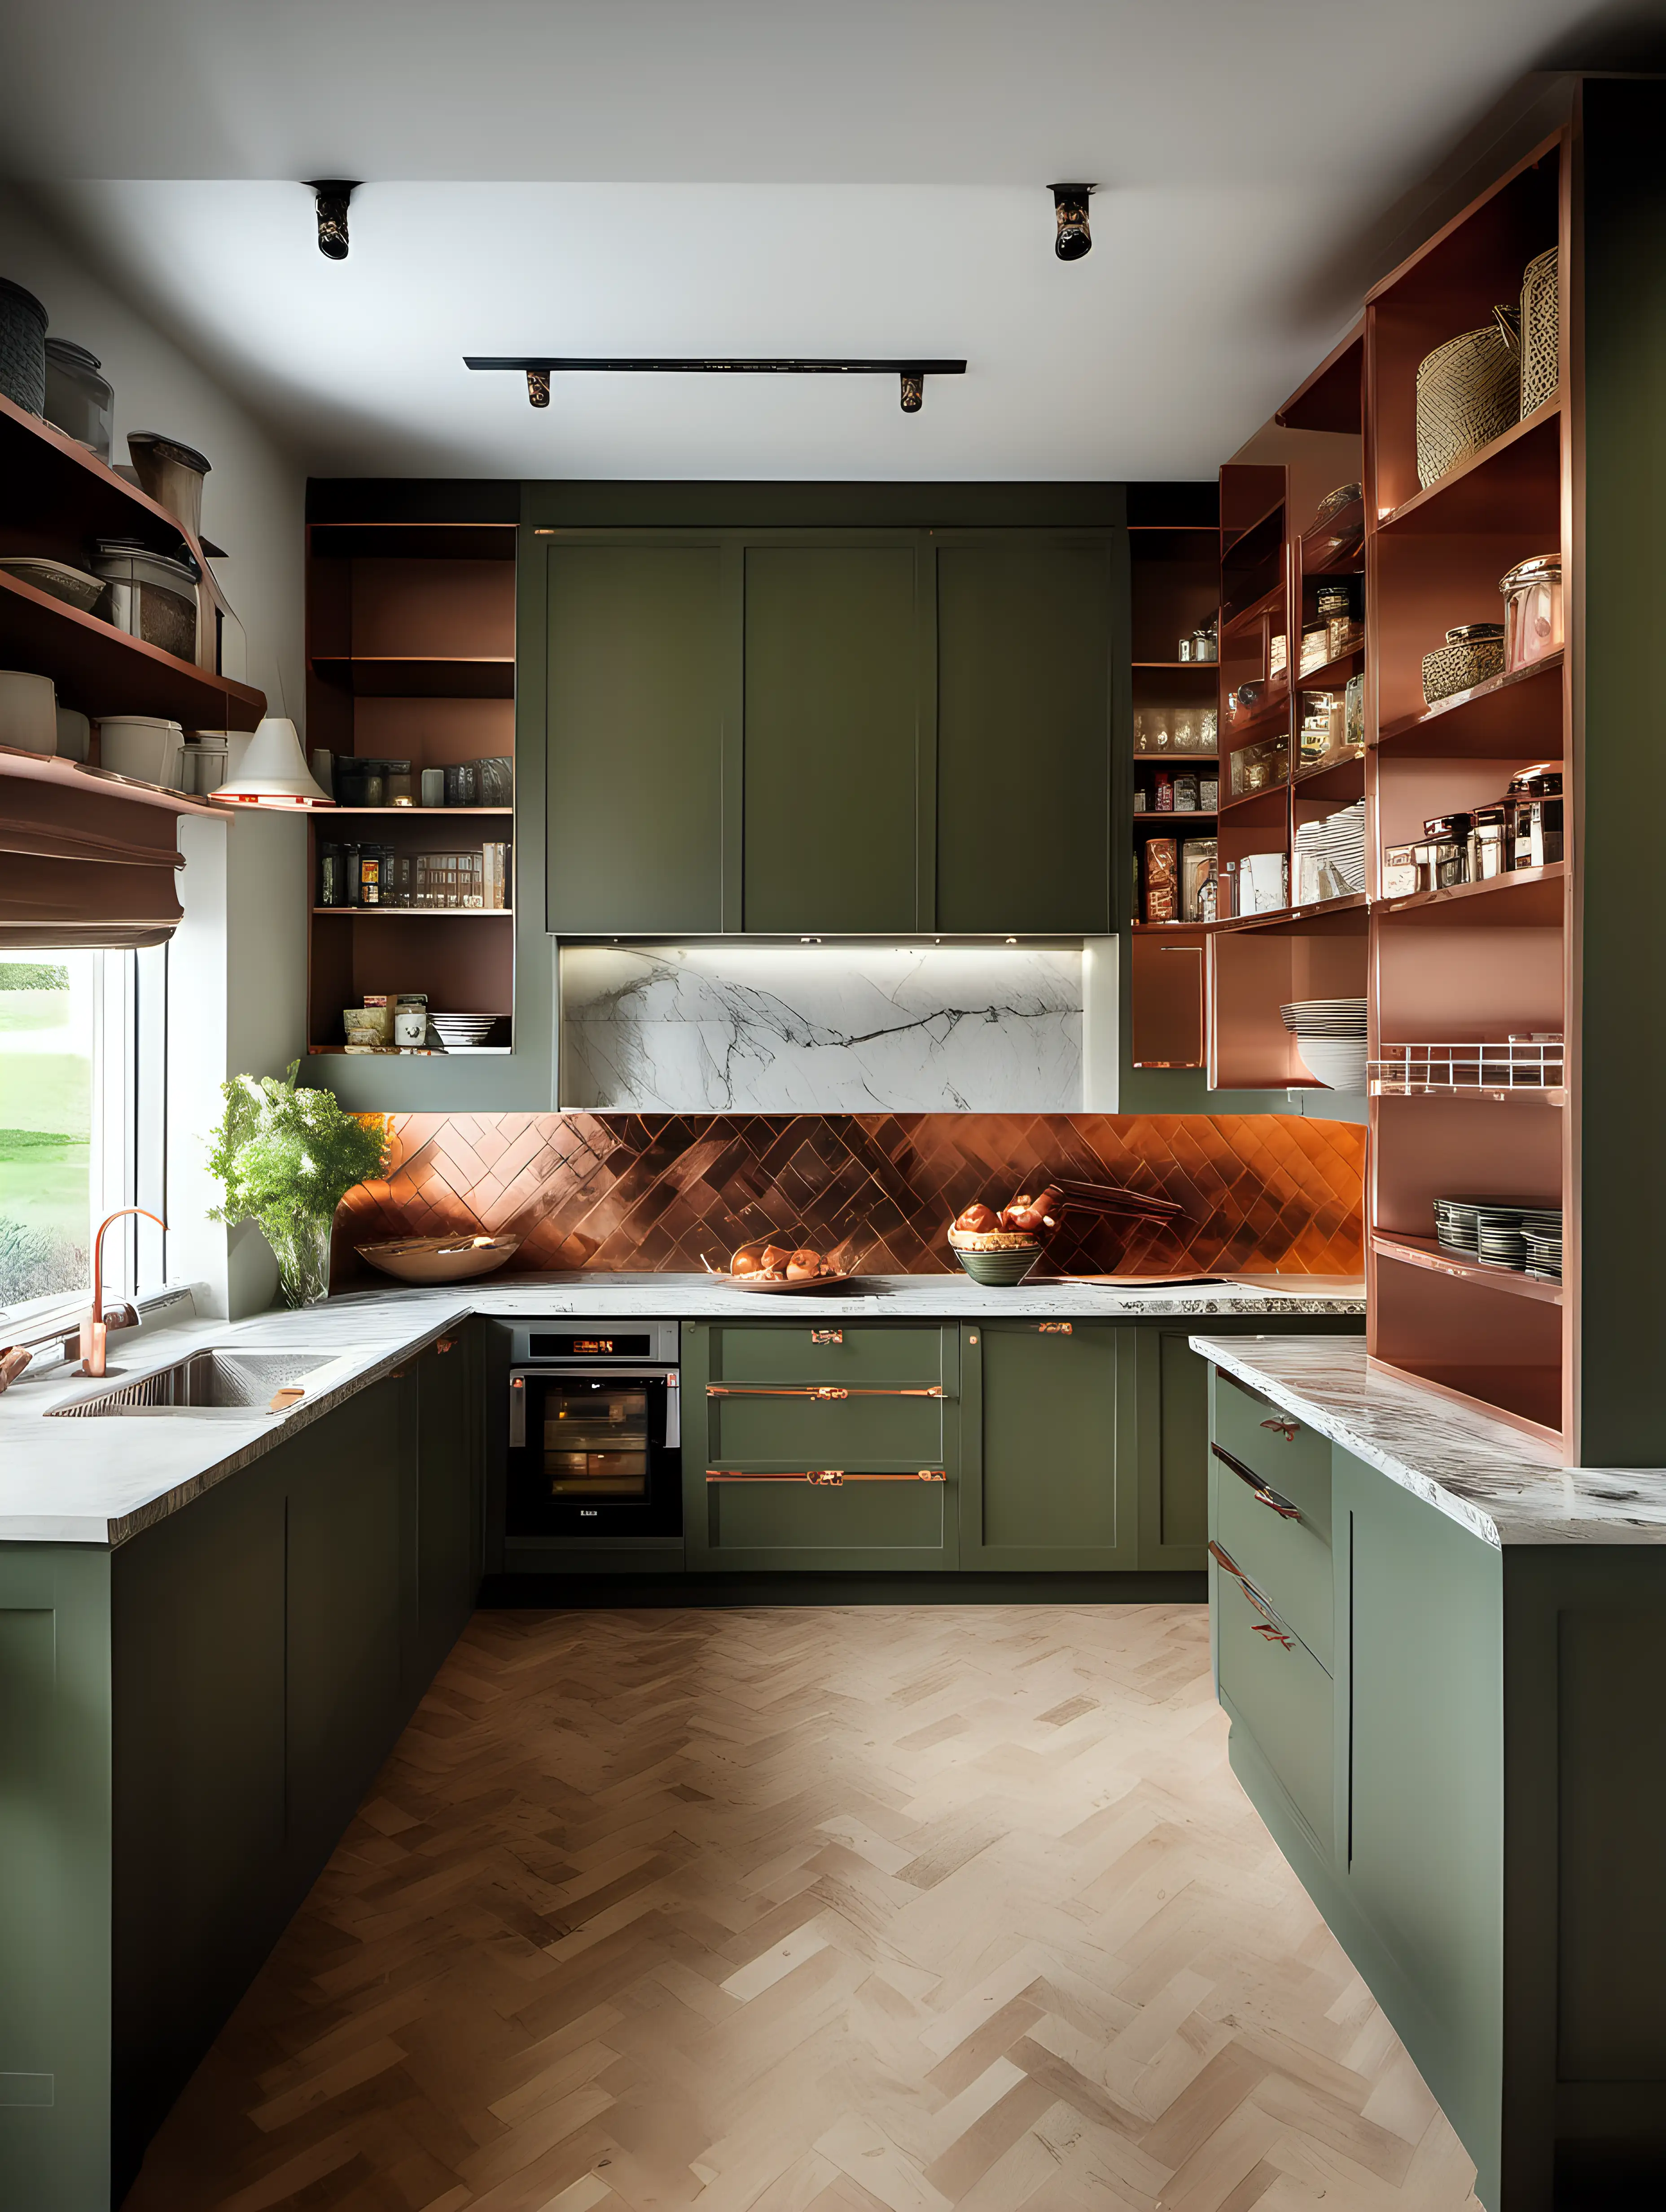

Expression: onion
xmin=955 ymin=1203 xmax=1000 ymax=1234
xmin=787 ymin=1248 xmax=823 ymax=1280
xmin=732 ymin=1244 xmax=766 ymax=1276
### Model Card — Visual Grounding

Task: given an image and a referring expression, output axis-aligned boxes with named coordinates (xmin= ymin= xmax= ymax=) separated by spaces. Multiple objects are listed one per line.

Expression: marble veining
xmin=1191 ymin=1334 xmax=1666 ymax=1547
xmin=559 ymin=945 xmax=1083 ymax=1111
xmin=0 ymin=1274 xmax=1362 ymax=1546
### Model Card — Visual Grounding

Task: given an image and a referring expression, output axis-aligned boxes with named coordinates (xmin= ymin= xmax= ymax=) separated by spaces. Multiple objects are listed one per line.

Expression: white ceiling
xmin=0 ymin=0 xmax=1630 ymax=480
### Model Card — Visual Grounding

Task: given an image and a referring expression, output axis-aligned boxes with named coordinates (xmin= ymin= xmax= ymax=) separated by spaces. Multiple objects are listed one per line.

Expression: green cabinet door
xmin=959 ymin=1321 xmax=1136 ymax=1570
xmin=1132 ymin=1329 xmax=1212 ymax=1571
xmin=544 ymin=537 xmax=732 ymax=933
xmin=413 ymin=1328 xmax=479 ymax=1687
xmin=743 ymin=541 xmax=923 ymax=932
xmin=935 ymin=534 xmax=1114 ymax=934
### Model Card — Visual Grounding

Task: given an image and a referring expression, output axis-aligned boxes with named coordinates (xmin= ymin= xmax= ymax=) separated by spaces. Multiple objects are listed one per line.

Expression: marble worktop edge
xmin=1189 ymin=1333 xmax=1666 ymax=1547
xmin=0 ymin=1273 xmax=1361 ymax=1548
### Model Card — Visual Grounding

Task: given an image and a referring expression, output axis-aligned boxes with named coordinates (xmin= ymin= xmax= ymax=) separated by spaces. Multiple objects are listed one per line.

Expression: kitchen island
xmin=2 ymin=1272 xmax=1360 ymax=2212
xmin=1191 ymin=1334 xmax=1666 ymax=2211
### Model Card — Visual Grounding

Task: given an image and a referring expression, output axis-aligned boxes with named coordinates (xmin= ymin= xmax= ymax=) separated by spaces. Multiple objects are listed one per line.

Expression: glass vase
xmin=271 ymin=1211 xmax=334 ymax=1307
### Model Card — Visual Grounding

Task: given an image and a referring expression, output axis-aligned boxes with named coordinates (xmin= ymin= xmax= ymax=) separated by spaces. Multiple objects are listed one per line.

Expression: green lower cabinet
xmin=958 ymin=1320 xmax=1136 ymax=1570
xmin=414 ymin=1330 xmax=481 ymax=1684
xmin=683 ymin=1321 xmax=959 ymax=1569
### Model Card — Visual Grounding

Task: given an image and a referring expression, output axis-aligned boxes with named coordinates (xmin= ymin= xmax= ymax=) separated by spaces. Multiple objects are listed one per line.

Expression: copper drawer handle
xmin=707 ymin=1384 xmax=944 ymax=1399
xmin=1260 ymin=1416 xmax=1299 ymax=1441
xmin=811 ymin=1330 xmax=842 ymax=1345
xmin=1038 ymin=1322 xmax=1073 ymax=1334
xmin=706 ymin=1469 xmax=947 ymax=1485
xmin=1211 ymin=1443 xmax=1302 ymax=1520
xmin=1209 ymin=1540 xmax=1297 ymax=1647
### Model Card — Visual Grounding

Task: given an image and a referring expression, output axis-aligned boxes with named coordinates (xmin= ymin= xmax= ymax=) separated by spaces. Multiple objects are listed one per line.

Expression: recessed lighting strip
xmin=463 ymin=355 xmax=967 ymax=413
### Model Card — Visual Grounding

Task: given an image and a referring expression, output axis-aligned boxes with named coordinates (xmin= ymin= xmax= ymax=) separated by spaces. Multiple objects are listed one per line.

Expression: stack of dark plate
xmin=429 ymin=1012 xmax=512 ymax=1053
xmin=1282 ymin=998 xmax=1368 ymax=1090
xmin=1434 ymin=1196 xmax=1562 ymax=1276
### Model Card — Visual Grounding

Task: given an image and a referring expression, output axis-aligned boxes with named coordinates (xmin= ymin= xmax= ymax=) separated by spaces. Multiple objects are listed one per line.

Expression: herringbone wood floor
xmin=125 ymin=1606 xmax=1482 ymax=2212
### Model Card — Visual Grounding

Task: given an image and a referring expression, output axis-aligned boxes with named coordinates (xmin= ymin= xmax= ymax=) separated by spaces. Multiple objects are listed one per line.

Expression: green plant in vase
xmin=206 ymin=1061 xmax=389 ymax=1306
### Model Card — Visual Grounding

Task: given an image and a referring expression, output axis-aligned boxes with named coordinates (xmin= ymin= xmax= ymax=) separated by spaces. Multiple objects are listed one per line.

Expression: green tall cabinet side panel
xmin=1131 ymin=1329 xmax=1212 ymax=1571
xmin=415 ymin=1331 xmax=481 ymax=1688
xmin=285 ymin=1376 xmax=410 ymax=1871
xmin=743 ymin=544 xmax=921 ymax=932
xmin=1336 ymin=1449 xmax=1505 ymax=2210
xmin=935 ymin=537 xmax=1113 ymax=933
xmin=960 ymin=1321 xmax=1136 ymax=1570
xmin=544 ymin=540 xmax=728 ymax=933
xmin=110 ymin=1467 xmax=289 ymax=2195
xmin=0 ymin=1545 xmax=113 ymax=2212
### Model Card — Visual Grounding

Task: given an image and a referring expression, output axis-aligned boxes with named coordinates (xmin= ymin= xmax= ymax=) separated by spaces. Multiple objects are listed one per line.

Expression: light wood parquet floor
xmin=124 ymin=1605 xmax=1482 ymax=2212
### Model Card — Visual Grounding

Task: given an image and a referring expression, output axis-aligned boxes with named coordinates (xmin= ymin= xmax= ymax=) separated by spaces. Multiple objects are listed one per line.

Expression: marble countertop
xmin=1190 ymin=1333 xmax=1666 ymax=1548
xmin=2 ymin=1272 xmax=1362 ymax=1548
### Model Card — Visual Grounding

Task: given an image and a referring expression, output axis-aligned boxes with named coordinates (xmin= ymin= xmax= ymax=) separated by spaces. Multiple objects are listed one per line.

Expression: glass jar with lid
xmin=44 ymin=340 xmax=114 ymax=461
xmin=1499 ymin=555 xmax=1563 ymax=670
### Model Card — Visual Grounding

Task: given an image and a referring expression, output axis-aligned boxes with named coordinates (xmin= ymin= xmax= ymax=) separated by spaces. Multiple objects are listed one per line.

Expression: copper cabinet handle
xmin=1211 ymin=1443 xmax=1302 ymax=1521
xmin=1209 ymin=1539 xmax=1296 ymax=1647
xmin=811 ymin=1329 xmax=843 ymax=1345
xmin=705 ymin=1469 xmax=947 ymax=1485
xmin=1259 ymin=1417 xmax=1299 ymax=1441
xmin=706 ymin=1384 xmax=944 ymax=1399
xmin=1038 ymin=1322 xmax=1073 ymax=1334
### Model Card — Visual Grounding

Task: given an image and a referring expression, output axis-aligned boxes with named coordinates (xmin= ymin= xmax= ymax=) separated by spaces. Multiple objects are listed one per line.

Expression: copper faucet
xmin=80 ymin=1208 xmax=167 ymax=1376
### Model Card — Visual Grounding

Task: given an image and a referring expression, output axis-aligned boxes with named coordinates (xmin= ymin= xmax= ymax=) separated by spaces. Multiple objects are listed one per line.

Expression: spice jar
xmin=1507 ymin=763 xmax=1564 ymax=869
xmin=1173 ymin=772 xmax=1199 ymax=812
xmin=1499 ymin=556 xmax=1563 ymax=670
xmin=1421 ymin=812 xmax=1473 ymax=890
xmin=1468 ymin=803 xmax=1509 ymax=881
xmin=1153 ymin=769 xmax=1174 ymax=812
xmin=317 ymin=842 xmax=346 ymax=907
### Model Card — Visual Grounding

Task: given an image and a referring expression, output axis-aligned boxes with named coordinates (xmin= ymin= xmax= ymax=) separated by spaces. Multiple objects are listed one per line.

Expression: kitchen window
xmin=0 ymin=944 xmax=167 ymax=1330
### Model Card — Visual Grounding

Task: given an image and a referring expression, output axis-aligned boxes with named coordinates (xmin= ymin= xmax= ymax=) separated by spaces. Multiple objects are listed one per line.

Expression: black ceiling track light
xmin=305 ymin=180 xmax=360 ymax=260
xmin=1048 ymin=183 xmax=1096 ymax=262
xmin=464 ymin=356 xmax=967 ymax=414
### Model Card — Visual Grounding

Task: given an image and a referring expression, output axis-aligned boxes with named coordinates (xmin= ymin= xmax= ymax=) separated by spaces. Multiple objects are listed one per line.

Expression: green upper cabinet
xmin=742 ymin=541 xmax=924 ymax=934
xmin=544 ymin=537 xmax=732 ymax=935
xmin=935 ymin=534 xmax=1114 ymax=934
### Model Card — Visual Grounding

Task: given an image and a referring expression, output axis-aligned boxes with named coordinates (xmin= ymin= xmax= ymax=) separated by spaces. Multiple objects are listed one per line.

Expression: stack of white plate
xmin=1433 ymin=1198 xmax=1480 ymax=1254
xmin=1293 ymin=801 xmax=1367 ymax=895
xmin=1437 ymin=1197 xmax=1562 ymax=1274
xmin=1523 ymin=1227 xmax=1563 ymax=1282
xmin=1281 ymin=998 xmax=1367 ymax=1090
xmin=429 ymin=1012 xmax=511 ymax=1053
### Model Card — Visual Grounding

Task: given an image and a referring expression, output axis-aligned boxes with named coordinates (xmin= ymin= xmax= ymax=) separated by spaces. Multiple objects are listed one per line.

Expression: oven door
xmin=506 ymin=1365 xmax=682 ymax=1538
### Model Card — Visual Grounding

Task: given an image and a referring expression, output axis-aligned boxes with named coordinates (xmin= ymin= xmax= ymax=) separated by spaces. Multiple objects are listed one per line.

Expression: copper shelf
xmin=1372 ymin=1231 xmax=1563 ymax=1306
xmin=319 ymin=806 xmax=514 ymax=818
xmin=1375 ymin=653 xmax=1565 ymax=756
xmin=1132 ymin=660 xmax=1219 ymax=672
xmin=1380 ymin=861 xmax=1566 ymax=926
xmin=0 ymin=740 xmax=223 ymax=816
xmin=1293 ymin=645 xmax=1365 ymax=690
xmin=1132 ymin=812 xmax=1217 ymax=829
xmin=1376 ymin=398 xmax=1562 ymax=536
xmin=1134 ymin=749 xmax=1218 ymax=761
xmin=1290 ymin=749 xmax=1366 ymax=797
xmin=1209 ymin=892 xmax=1368 ymax=937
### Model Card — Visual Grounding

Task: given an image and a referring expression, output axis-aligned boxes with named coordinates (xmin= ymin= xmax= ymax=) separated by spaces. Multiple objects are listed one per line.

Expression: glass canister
xmin=44 ymin=340 xmax=114 ymax=461
xmin=1499 ymin=555 xmax=1563 ymax=670
xmin=317 ymin=843 xmax=346 ymax=907
xmin=92 ymin=537 xmax=199 ymax=662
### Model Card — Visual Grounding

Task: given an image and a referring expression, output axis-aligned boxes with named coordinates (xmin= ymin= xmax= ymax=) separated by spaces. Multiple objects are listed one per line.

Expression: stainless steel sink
xmin=50 ymin=1350 xmax=335 ymax=1417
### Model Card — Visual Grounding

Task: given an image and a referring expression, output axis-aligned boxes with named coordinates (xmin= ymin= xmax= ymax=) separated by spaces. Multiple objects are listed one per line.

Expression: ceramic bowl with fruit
xmin=946 ymin=1188 xmax=1061 ymax=1286
xmin=708 ymin=1239 xmax=854 ymax=1292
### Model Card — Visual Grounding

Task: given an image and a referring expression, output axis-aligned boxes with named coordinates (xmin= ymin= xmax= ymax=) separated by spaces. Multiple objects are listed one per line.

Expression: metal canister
xmin=1469 ymin=803 xmax=1509 ymax=880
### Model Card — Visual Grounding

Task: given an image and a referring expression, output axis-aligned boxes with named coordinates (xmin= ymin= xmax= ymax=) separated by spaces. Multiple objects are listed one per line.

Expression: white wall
xmin=0 ymin=186 xmax=310 ymax=1315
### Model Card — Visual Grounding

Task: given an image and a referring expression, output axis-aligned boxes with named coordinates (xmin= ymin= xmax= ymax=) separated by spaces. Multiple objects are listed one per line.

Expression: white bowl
xmin=0 ymin=668 xmax=58 ymax=754
xmin=97 ymin=715 xmax=184 ymax=786
xmin=1295 ymin=1037 xmax=1369 ymax=1090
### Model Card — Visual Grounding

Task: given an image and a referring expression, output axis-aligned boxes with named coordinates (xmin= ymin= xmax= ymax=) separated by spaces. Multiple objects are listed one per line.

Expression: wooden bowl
xmin=355 ymin=1233 xmax=521 ymax=1284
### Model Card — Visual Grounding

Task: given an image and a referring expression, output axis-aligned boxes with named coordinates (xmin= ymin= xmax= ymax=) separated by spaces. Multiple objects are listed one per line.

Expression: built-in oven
xmin=504 ymin=1322 xmax=682 ymax=1540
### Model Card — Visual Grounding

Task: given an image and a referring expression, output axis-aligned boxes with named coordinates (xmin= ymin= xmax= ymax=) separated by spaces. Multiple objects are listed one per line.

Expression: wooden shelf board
xmin=1294 ymin=645 xmax=1365 ymax=690
xmin=0 ymin=568 xmax=266 ymax=729
xmin=1372 ymin=1231 xmax=1563 ymax=1305
xmin=310 ymin=655 xmax=516 ymax=699
xmin=1375 ymin=399 xmax=1562 ymax=536
xmin=1291 ymin=750 xmax=1366 ymax=797
xmin=1217 ymin=778 xmax=1289 ymax=820
xmin=1222 ymin=584 xmax=1285 ymax=638
xmin=1133 ymin=812 xmax=1216 ymax=830
xmin=0 ymin=740 xmax=222 ymax=816
xmin=319 ymin=806 xmax=514 ymax=818
xmin=1375 ymin=652 xmax=1564 ymax=756
xmin=0 ymin=388 xmax=209 ymax=551
xmin=1131 ymin=660 xmax=1219 ymax=671
xmin=1221 ymin=500 xmax=1285 ymax=557
xmin=1134 ymin=749 xmax=1217 ymax=761
xmin=311 ymin=906 xmax=513 ymax=918
xmin=307 ymin=1043 xmax=513 ymax=1056
xmin=1379 ymin=861 xmax=1566 ymax=926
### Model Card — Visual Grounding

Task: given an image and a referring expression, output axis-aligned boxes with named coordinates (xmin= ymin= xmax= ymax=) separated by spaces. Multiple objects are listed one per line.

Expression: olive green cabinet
xmin=3 ymin=1328 xmax=484 ymax=2212
xmin=535 ymin=525 xmax=1116 ymax=937
xmin=958 ymin=1320 xmax=1135 ymax=1570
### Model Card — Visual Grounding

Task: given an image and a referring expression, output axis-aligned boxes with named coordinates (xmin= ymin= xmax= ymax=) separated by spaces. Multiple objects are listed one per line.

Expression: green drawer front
xmin=1213 ymin=1369 xmax=1333 ymax=1543
xmin=708 ymin=1390 xmax=945 ymax=1469
xmin=708 ymin=1324 xmax=946 ymax=1388
xmin=1215 ymin=1561 xmax=1333 ymax=1851
xmin=1214 ymin=1449 xmax=1333 ymax=1668
xmin=706 ymin=1477 xmax=946 ymax=1555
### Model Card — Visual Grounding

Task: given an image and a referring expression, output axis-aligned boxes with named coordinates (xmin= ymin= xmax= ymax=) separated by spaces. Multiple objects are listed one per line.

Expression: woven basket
xmin=1422 ymin=626 xmax=1506 ymax=706
xmin=1520 ymin=247 xmax=1559 ymax=417
xmin=1416 ymin=307 xmax=1520 ymax=488
xmin=0 ymin=277 xmax=48 ymax=416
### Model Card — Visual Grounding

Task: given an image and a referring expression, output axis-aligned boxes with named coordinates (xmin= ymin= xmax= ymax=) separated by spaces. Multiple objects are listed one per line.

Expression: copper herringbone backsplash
xmin=334 ymin=1112 xmax=1364 ymax=1281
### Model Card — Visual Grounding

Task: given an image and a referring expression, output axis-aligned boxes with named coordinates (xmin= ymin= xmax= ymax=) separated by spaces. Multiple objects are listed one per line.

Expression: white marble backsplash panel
xmin=559 ymin=946 xmax=1083 ymax=1112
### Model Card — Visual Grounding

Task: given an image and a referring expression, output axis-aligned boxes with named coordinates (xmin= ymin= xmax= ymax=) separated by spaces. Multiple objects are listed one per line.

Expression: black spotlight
xmin=899 ymin=371 xmax=924 ymax=414
xmin=1049 ymin=183 xmax=1096 ymax=262
xmin=305 ymin=180 xmax=360 ymax=261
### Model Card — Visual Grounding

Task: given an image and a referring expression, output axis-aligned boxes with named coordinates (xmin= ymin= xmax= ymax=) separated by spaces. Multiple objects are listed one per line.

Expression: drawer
xmin=1213 ymin=1540 xmax=1333 ymax=1851
xmin=707 ymin=1387 xmax=946 ymax=1469
xmin=1214 ymin=1369 xmax=1332 ymax=1542
xmin=1212 ymin=1440 xmax=1333 ymax=1668
xmin=706 ymin=1323 xmax=947 ymax=1389
xmin=705 ymin=1472 xmax=947 ymax=1557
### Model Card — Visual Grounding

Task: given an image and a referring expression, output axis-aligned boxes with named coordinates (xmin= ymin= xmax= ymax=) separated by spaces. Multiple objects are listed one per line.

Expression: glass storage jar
xmin=91 ymin=537 xmax=198 ymax=662
xmin=44 ymin=340 xmax=114 ymax=461
xmin=1499 ymin=555 xmax=1563 ymax=670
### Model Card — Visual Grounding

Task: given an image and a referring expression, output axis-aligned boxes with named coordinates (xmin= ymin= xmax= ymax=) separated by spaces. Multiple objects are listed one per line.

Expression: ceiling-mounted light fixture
xmin=467 ymin=355 xmax=966 ymax=416
xmin=304 ymin=180 xmax=360 ymax=261
xmin=210 ymin=717 xmax=334 ymax=808
xmin=1048 ymin=182 xmax=1096 ymax=262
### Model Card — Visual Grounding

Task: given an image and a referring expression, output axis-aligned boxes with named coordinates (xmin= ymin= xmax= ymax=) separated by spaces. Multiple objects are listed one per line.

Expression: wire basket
xmin=1520 ymin=247 xmax=1559 ymax=418
xmin=1371 ymin=1040 xmax=1565 ymax=1094
xmin=1415 ymin=307 xmax=1521 ymax=488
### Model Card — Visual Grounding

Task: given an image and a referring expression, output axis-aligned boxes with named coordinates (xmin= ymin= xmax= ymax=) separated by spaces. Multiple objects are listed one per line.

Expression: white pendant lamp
xmin=209 ymin=716 xmax=334 ymax=807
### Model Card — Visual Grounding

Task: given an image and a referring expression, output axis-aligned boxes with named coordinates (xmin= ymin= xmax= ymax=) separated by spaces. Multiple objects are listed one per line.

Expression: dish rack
xmin=1370 ymin=1040 xmax=1565 ymax=1094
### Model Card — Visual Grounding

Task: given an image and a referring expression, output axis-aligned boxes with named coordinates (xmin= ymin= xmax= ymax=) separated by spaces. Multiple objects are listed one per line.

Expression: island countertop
xmin=2 ymin=1271 xmax=1362 ymax=1547
xmin=1190 ymin=1332 xmax=1666 ymax=1547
